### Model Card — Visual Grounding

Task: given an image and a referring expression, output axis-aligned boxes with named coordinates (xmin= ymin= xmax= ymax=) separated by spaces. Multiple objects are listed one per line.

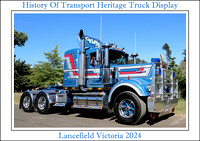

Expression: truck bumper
xmin=147 ymin=95 xmax=178 ymax=113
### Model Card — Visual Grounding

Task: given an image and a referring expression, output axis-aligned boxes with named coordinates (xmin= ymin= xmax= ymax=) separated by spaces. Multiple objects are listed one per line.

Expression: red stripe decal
xmin=65 ymin=54 xmax=78 ymax=76
xmin=119 ymin=68 xmax=144 ymax=75
xmin=138 ymin=68 xmax=144 ymax=71
xmin=64 ymin=54 xmax=97 ymax=76
xmin=119 ymin=71 xmax=142 ymax=74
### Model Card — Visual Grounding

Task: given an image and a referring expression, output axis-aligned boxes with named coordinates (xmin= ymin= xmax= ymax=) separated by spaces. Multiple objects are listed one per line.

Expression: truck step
xmin=72 ymin=104 xmax=103 ymax=109
xmin=72 ymin=92 xmax=106 ymax=109
xmin=72 ymin=92 xmax=105 ymax=96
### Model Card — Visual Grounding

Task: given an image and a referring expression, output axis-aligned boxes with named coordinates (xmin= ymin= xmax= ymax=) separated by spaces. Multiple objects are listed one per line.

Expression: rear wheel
xmin=114 ymin=91 xmax=146 ymax=124
xmin=36 ymin=94 xmax=50 ymax=114
xmin=21 ymin=93 xmax=33 ymax=112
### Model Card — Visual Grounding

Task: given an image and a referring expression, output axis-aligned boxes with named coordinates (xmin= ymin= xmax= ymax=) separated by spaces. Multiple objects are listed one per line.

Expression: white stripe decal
xmin=65 ymin=55 xmax=152 ymax=79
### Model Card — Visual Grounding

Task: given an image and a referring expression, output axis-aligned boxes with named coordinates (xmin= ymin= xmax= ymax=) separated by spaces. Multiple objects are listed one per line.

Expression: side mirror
xmin=96 ymin=49 xmax=102 ymax=66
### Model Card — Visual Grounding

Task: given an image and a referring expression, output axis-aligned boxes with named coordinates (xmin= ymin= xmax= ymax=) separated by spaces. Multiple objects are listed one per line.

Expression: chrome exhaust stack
xmin=131 ymin=53 xmax=138 ymax=64
xmin=78 ymin=29 xmax=86 ymax=87
xmin=102 ymin=44 xmax=112 ymax=84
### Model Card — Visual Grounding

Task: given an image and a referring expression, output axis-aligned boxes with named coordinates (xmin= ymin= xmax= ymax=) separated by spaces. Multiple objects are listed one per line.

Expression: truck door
xmin=86 ymin=52 xmax=103 ymax=87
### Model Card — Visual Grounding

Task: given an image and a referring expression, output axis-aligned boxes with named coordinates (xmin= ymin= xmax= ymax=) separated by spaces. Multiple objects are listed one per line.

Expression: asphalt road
xmin=14 ymin=104 xmax=186 ymax=128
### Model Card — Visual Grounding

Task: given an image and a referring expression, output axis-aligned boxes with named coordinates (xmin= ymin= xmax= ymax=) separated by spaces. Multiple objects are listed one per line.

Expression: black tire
xmin=36 ymin=93 xmax=50 ymax=114
xmin=21 ymin=93 xmax=33 ymax=112
xmin=114 ymin=91 xmax=146 ymax=125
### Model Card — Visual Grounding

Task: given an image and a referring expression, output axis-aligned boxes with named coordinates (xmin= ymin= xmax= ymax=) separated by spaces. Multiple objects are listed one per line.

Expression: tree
xmin=14 ymin=59 xmax=31 ymax=92
xmin=128 ymin=58 xmax=147 ymax=64
xmin=180 ymin=60 xmax=186 ymax=75
xmin=136 ymin=58 xmax=147 ymax=64
xmin=14 ymin=29 xmax=28 ymax=47
xmin=162 ymin=43 xmax=176 ymax=70
xmin=162 ymin=43 xmax=186 ymax=98
xmin=180 ymin=48 xmax=186 ymax=77
xmin=182 ymin=49 xmax=186 ymax=62
xmin=168 ymin=57 xmax=177 ymax=69
xmin=29 ymin=45 xmax=63 ymax=88
xmin=172 ymin=66 xmax=186 ymax=98
xmin=178 ymin=49 xmax=186 ymax=98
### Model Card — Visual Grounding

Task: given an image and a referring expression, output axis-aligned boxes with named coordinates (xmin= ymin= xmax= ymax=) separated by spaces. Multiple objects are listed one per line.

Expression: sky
xmin=14 ymin=13 xmax=186 ymax=66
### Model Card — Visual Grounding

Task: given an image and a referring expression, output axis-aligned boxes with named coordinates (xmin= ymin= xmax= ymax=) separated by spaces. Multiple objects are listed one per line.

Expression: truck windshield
xmin=109 ymin=50 xmax=128 ymax=65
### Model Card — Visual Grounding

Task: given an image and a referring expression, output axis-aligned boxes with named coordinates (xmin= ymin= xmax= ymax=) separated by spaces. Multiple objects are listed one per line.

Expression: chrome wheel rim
xmin=38 ymin=96 xmax=46 ymax=110
xmin=23 ymin=96 xmax=31 ymax=109
xmin=118 ymin=99 xmax=135 ymax=118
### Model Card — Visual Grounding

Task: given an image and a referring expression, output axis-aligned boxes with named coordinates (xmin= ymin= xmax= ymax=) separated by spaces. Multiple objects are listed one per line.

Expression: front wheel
xmin=114 ymin=91 xmax=146 ymax=125
xmin=36 ymin=94 xmax=50 ymax=114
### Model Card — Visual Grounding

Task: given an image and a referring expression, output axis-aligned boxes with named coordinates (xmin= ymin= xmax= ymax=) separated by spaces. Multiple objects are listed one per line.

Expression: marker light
xmin=159 ymin=68 xmax=162 ymax=75
xmin=147 ymin=85 xmax=151 ymax=92
xmin=173 ymin=72 xmax=175 ymax=78
xmin=151 ymin=58 xmax=160 ymax=63
xmin=150 ymin=94 xmax=154 ymax=98
xmin=156 ymin=68 xmax=162 ymax=76
xmin=148 ymin=98 xmax=153 ymax=101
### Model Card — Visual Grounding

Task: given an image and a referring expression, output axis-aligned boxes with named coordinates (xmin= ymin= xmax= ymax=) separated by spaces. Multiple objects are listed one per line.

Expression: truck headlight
xmin=147 ymin=85 xmax=151 ymax=92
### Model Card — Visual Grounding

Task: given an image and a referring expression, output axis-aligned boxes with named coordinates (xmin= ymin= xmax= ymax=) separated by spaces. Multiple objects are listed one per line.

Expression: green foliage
xmin=182 ymin=49 xmax=186 ymax=62
xmin=14 ymin=29 xmax=28 ymax=47
xmin=162 ymin=43 xmax=171 ymax=57
xmin=162 ymin=43 xmax=176 ymax=70
xmin=128 ymin=58 xmax=147 ymax=64
xmin=168 ymin=57 xmax=177 ymax=69
xmin=162 ymin=43 xmax=186 ymax=99
xmin=136 ymin=58 xmax=147 ymax=64
xmin=172 ymin=65 xmax=186 ymax=98
xmin=180 ymin=60 xmax=186 ymax=75
xmin=14 ymin=59 xmax=31 ymax=91
xmin=29 ymin=45 xmax=63 ymax=88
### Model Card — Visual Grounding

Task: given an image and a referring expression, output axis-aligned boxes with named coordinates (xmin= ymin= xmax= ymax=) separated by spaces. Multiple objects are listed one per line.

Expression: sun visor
xmin=77 ymin=33 xmax=103 ymax=48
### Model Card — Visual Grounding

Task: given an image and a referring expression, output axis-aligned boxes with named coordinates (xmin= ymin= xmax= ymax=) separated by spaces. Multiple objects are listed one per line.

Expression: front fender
xmin=108 ymin=79 xmax=150 ymax=103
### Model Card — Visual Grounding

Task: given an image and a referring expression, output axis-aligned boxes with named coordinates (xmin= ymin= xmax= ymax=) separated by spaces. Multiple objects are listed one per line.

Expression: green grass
xmin=14 ymin=93 xmax=22 ymax=104
xmin=175 ymin=98 xmax=186 ymax=114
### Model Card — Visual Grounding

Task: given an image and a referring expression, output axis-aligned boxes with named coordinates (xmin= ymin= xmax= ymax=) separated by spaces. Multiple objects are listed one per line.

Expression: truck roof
xmin=64 ymin=47 xmax=128 ymax=55
xmin=64 ymin=48 xmax=80 ymax=55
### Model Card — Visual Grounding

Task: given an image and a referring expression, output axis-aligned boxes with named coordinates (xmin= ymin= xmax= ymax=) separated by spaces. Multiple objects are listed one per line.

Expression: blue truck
xmin=19 ymin=29 xmax=178 ymax=124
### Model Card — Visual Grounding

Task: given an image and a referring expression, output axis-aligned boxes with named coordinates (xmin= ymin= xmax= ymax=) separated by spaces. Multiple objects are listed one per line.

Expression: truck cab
xmin=63 ymin=47 xmax=152 ymax=93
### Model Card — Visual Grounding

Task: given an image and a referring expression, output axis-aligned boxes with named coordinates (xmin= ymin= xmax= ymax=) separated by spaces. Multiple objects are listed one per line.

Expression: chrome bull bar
xmin=148 ymin=68 xmax=179 ymax=113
